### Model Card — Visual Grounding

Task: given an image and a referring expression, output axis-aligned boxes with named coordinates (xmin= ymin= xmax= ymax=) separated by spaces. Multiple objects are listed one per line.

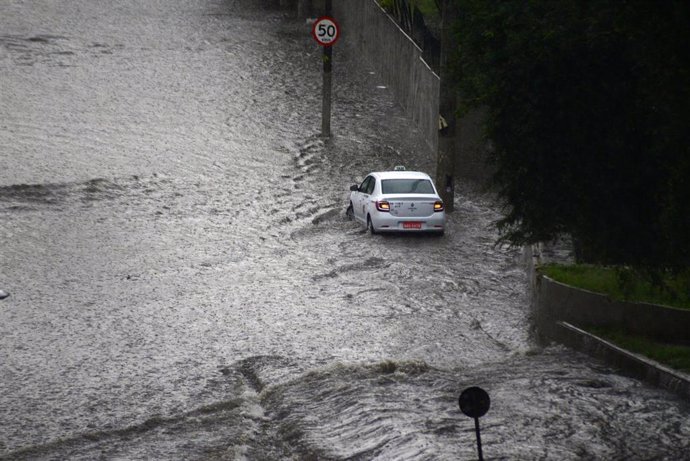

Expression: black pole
xmin=434 ymin=0 xmax=458 ymax=211
xmin=321 ymin=45 xmax=332 ymax=137
xmin=321 ymin=0 xmax=333 ymax=137
xmin=474 ymin=417 xmax=484 ymax=461
xmin=459 ymin=387 xmax=490 ymax=461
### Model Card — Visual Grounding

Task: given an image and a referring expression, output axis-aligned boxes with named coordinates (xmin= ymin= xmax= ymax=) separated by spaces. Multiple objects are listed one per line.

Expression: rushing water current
xmin=1 ymin=1 xmax=689 ymax=459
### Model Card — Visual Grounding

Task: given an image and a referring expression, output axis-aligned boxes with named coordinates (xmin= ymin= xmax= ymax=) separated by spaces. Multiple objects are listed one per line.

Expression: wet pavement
xmin=1 ymin=1 xmax=689 ymax=459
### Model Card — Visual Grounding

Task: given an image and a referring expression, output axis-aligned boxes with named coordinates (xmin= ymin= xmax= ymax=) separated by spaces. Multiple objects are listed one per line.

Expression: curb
xmin=556 ymin=321 xmax=690 ymax=400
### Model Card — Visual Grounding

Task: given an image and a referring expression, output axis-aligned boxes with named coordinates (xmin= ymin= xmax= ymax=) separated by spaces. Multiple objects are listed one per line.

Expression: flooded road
xmin=1 ymin=1 xmax=689 ymax=459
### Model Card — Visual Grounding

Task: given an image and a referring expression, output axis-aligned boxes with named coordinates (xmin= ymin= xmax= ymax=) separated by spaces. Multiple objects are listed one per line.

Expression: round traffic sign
xmin=311 ymin=16 xmax=340 ymax=47
xmin=459 ymin=386 xmax=491 ymax=418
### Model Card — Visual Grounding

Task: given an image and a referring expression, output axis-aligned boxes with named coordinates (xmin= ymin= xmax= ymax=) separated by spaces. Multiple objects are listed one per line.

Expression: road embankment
xmin=526 ymin=246 xmax=690 ymax=400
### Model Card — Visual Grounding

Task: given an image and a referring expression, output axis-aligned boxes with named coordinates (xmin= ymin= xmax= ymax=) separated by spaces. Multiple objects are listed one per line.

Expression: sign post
xmin=459 ymin=386 xmax=491 ymax=461
xmin=311 ymin=10 xmax=339 ymax=137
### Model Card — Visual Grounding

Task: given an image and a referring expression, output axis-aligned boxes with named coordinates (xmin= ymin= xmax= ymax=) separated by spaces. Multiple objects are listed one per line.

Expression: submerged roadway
xmin=1 ymin=1 xmax=689 ymax=459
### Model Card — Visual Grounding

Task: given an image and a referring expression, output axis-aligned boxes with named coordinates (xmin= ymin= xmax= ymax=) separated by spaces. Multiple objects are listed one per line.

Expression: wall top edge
xmin=419 ymin=56 xmax=440 ymax=80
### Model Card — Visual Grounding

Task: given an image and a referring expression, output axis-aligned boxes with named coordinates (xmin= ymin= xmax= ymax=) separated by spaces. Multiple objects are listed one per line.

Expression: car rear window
xmin=381 ymin=179 xmax=434 ymax=194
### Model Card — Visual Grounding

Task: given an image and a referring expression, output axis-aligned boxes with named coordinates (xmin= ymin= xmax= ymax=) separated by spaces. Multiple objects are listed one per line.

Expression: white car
xmin=347 ymin=169 xmax=445 ymax=235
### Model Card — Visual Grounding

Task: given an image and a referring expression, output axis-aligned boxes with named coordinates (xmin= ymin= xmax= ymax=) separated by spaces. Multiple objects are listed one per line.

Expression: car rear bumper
xmin=372 ymin=212 xmax=445 ymax=232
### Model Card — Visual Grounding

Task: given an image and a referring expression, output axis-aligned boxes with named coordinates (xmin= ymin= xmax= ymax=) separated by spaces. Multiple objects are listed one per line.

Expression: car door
xmin=355 ymin=176 xmax=373 ymax=223
xmin=362 ymin=176 xmax=377 ymax=221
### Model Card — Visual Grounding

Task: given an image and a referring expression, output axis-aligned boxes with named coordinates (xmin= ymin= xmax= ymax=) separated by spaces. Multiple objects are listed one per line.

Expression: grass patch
xmin=378 ymin=0 xmax=440 ymax=19
xmin=540 ymin=264 xmax=690 ymax=310
xmin=414 ymin=0 xmax=440 ymax=18
xmin=588 ymin=327 xmax=690 ymax=374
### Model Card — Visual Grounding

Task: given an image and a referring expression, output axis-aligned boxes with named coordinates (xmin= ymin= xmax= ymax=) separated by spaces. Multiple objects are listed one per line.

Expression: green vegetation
xmin=540 ymin=264 xmax=690 ymax=310
xmin=379 ymin=0 xmax=439 ymax=17
xmin=446 ymin=0 xmax=690 ymax=376
xmin=413 ymin=0 xmax=439 ymax=18
xmin=450 ymin=1 xmax=690 ymax=273
xmin=588 ymin=326 xmax=690 ymax=373
xmin=378 ymin=0 xmax=440 ymax=30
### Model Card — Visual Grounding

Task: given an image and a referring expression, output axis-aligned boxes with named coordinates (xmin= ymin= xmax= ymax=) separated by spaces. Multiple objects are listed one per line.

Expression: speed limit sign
xmin=311 ymin=16 xmax=340 ymax=47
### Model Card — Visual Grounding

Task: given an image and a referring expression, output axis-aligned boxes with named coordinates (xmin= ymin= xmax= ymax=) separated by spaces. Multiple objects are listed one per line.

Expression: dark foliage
xmin=450 ymin=0 xmax=690 ymax=270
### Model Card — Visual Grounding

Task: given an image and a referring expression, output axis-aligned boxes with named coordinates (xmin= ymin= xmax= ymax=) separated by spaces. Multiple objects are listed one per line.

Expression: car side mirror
xmin=350 ymin=185 xmax=359 ymax=191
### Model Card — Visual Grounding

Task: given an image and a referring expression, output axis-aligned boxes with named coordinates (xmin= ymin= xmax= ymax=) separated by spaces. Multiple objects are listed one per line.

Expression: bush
xmin=451 ymin=0 xmax=690 ymax=272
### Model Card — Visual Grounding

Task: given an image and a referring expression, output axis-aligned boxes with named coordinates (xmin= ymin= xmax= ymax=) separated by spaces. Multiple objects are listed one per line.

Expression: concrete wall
xmin=333 ymin=1 xmax=492 ymax=183
xmin=334 ymin=0 xmax=440 ymax=154
xmin=534 ymin=275 xmax=690 ymax=343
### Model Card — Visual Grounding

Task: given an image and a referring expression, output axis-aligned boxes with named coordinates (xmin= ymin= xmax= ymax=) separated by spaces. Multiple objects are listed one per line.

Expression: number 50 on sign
xmin=311 ymin=16 xmax=340 ymax=47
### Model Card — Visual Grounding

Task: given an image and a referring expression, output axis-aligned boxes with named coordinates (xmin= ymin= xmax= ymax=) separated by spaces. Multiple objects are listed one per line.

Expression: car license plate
xmin=403 ymin=222 xmax=422 ymax=229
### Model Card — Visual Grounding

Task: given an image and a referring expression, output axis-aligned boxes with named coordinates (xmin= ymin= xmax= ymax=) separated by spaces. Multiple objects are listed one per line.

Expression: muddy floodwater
xmin=1 ymin=1 xmax=689 ymax=459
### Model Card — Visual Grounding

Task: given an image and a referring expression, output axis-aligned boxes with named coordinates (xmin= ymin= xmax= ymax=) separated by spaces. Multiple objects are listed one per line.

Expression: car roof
xmin=370 ymin=171 xmax=432 ymax=180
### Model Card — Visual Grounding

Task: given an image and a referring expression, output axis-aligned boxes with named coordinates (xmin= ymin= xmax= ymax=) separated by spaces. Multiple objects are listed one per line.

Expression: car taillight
xmin=434 ymin=201 xmax=444 ymax=212
xmin=376 ymin=200 xmax=390 ymax=212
